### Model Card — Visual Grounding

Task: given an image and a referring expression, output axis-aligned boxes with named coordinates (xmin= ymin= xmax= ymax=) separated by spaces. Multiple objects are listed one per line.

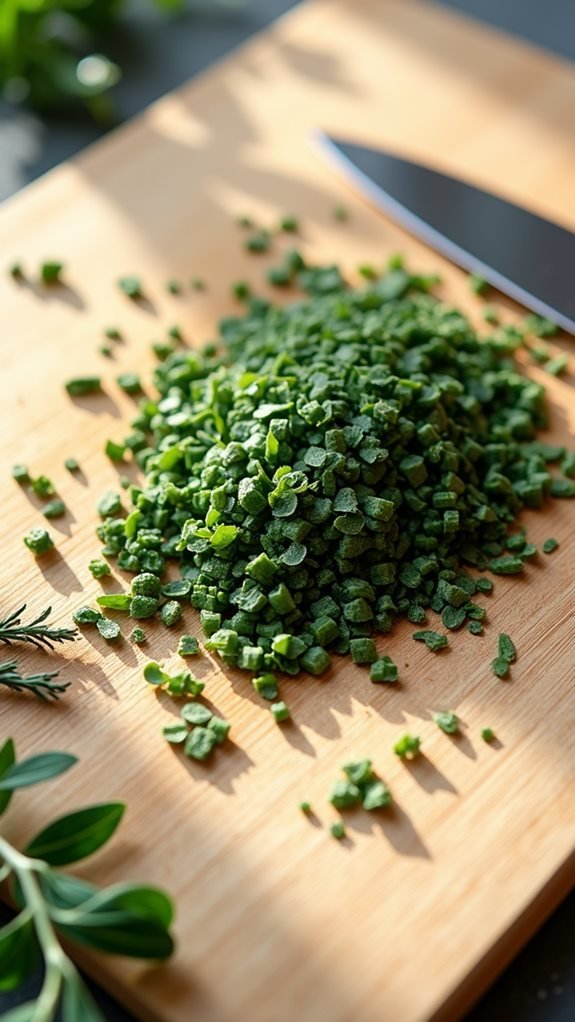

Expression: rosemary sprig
xmin=0 ymin=661 xmax=70 ymax=700
xmin=0 ymin=604 xmax=77 ymax=650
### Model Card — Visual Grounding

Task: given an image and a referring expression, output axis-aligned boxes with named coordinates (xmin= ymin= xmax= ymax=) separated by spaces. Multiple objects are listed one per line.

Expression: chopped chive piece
xmin=89 ymin=559 xmax=111 ymax=579
xmin=9 ymin=261 xmax=23 ymax=279
xmin=118 ymin=276 xmax=142 ymax=299
xmin=524 ymin=313 xmax=558 ymax=338
xmin=40 ymin=261 xmax=63 ymax=284
xmin=31 ymin=475 xmax=55 ymax=498
xmin=96 ymin=593 xmax=131 ymax=611
xmin=42 ymin=499 xmax=65 ymax=519
xmin=99 ymin=344 xmax=113 ymax=357
xmin=181 ymin=703 xmax=213 ymax=726
xmin=97 ymin=490 xmax=121 ymax=518
xmin=168 ymin=325 xmax=182 ymax=341
xmin=544 ymin=355 xmax=568 ymax=377
xmin=143 ymin=662 xmax=165 ymax=685
xmin=330 ymin=779 xmax=361 ymax=809
xmin=542 ymin=537 xmax=559 ymax=554
xmin=481 ymin=727 xmax=495 ymax=743
xmin=130 ymin=595 xmax=159 ymax=619
xmin=161 ymin=600 xmax=182 ymax=627
xmin=232 ymin=281 xmax=251 ymax=301
xmin=330 ymin=821 xmax=346 ymax=840
xmin=23 ymin=527 xmax=54 ymax=556
xmin=177 ymin=635 xmax=200 ymax=656
xmin=467 ymin=620 xmax=483 ymax=635
xmin=166 ymin=279 xmax=182 ymax=295
xmin=370 ymin=655 xmax=398 ymax=683
xmin=267 ymin=265 xmax=292 ymax=287
xmin=105 ymin=440 xmax=126 ymax=462
xmin=550 ymin=478 xmax=575 ymax=498
xmin=152 ymin=340 xmax=175 ymax=361
xmin=64 ymin=457 xmax=79 ymax=472
xmin=562 ymin=452 xmax=575 ymax=478
xmin=393 ymin=733 xmax=421 ymax=759
xmin=73 ymin=606 xmax=102 ymax=625
xmin=105 ymin=327 xmax=122 ymax=340
xmin=362 ymin=780 xmax=391 ymax=811
xmin=119 ymin=475 xmax=131 ymax=489
xmin=116 ymin=373 xmax=142 ymax=395
xmin=333 ymin=204 xmax=348 ymax=221
xmin=299 ymin=801 xmax=311 ymax=814
xmin=498 ymin=633 xmax=516 ymax=662
xmin=129 ymin=626 xmax=146 ymax=644
xmin=280 ymin=215 xmax=299 ymax=232
xmin=358 ymin=264 xmax=377 ymax=280
xmin=65 ymin=376 xmax=101 ymax=397
xmin=412 ymin=630 xmax=448 ymax=652
xmin=12 ymin=464 xmax=29 ymax=483
xmin=184 ymin=726 xmax=217 ymax=761
xmin=96 ymin=617 xmax=121 ymax=641
xmin=488 ymin=555 xmax=524 ymax=575
xmin=252 ymin=673 xmax=278 ymax=700
xmin=491 ymin=656 xmax=510 ymax=679
xmin=433 ymin=711 xmax=459 ymax=734
xmin=131 ymin=573 xmax=161 ymax=597
xmin=469 ymin=272 xmax=488 ymax=295
xmin=270 ymin=700 xmax=290 ymax=723
xmin=163 ymin=723 xmax=188 ymax=744
xmin=207 ymin=716 xmax=231 ymax=744
xmin=237 ymin=215 xmax=253 ymax=229
xmin=190 ymin=277 xmax=206 ymax=290
xmin=162 ymin=580 xmax=191 ymax=599
xmin=349 ymin=638 xmax=377 ymax=664
xmin=482 ymin=306 xmax=499 ymax=325
xmin=245 ymin=231 xmax=270 ymax=253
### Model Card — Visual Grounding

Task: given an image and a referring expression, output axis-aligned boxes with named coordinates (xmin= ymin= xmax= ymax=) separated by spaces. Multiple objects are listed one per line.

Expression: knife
xmin=315 ymin=133 xmax=575 ymax=335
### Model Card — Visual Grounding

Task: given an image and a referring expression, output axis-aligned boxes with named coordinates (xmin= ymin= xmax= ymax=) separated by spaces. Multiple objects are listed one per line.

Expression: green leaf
xmin=25 ymin=803 xmax=125 ymax=866
xmin=58 ymin=915 xmax=174 ymax=960
xmin=62 ymin=973 xmax=105 ymax=1022
xmin=71 ymin=883 xmax=174 ymax=929
xmin=0 ymin=752 xmax=77 ymax=792
xmin=0 ymin=910 xmax=38 ymax=991
xmin=0 ymin=738 xmax=16 ymax=815
xmin=41 ymin=871 xmax=97 ymax=911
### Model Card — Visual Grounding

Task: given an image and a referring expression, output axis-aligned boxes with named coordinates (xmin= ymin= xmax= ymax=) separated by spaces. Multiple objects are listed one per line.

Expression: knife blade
xmin=316 ymin=133 xmax=575 ymax=335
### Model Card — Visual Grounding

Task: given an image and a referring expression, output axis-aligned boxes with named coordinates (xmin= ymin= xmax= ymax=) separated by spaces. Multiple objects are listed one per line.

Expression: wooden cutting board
xmin=1 ymin=1 xmax=574 ymax=1020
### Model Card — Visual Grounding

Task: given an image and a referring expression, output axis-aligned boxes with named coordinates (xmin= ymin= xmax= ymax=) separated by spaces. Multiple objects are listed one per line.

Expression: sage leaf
xmin=41 ymin=871 xmax=97 ymax=911
xmin=71 ymin=883 xmax=174 ymax=929
xmin=0 ymin=738 xmax=16 ymax=814
xmin=25 ymin=803 xmax=125 ymax=866
xmin=58 ymin=914 xmax=174 ymax=959
xmin=0 ymin=752 xmax=77 ymax=791
xmin=0 ymin=910 xmax=38 ymax=991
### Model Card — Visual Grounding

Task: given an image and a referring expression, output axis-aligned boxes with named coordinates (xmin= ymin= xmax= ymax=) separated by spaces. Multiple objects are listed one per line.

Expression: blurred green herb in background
xmin=0 ymin=0 xmax=185 ymax=119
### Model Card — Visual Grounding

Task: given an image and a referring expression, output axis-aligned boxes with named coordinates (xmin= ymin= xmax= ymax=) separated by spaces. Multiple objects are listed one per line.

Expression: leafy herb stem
xmin=0 ymin=836 xmax=72 ymax=1021
xmin=0 ymin=605 xmax=77 ymax=650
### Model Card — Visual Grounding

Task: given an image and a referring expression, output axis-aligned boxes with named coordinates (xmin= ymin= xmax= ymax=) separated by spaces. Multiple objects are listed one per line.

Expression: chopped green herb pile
xmin=86 ymin=263 xmax=572 ymax=680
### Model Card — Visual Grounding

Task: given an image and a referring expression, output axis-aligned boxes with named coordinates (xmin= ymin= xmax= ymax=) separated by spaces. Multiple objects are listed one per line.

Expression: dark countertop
xmin=1 ymin=1 xmax=573 ymax=1020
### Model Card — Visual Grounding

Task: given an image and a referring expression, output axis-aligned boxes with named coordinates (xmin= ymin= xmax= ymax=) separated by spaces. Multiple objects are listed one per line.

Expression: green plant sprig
xmin=0 ymin=662 xmax=70 ymax=701
xmin=0 ymin=739 xmax=175 ymax=1021
xmin=0 ymin=605 xmax=77 ymax=651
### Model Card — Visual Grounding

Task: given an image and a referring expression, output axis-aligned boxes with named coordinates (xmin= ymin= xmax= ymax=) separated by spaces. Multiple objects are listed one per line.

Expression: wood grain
xmin=1 ymin=1 xmax=574 ymax=1020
